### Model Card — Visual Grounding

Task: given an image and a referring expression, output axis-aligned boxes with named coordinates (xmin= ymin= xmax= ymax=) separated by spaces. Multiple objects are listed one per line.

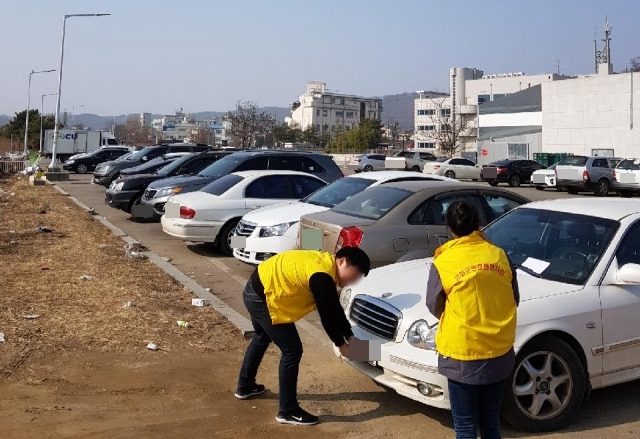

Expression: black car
xmin=62 ymin=147 xmax=131 ymax=174
xmin=117 ymin=155 xmax=184 ymax=179
xmin=92 ymin=143 xmax=212 ymax=186
xmin=481 ymin=159 xmax=544 ymax=187
xmin=105 ymin=151 xmax=232 ymax=214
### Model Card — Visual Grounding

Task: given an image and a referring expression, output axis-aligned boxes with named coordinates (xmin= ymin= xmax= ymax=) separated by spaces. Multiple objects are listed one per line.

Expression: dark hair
xmin=446 ymin=201 xmax=479 ymax=237
xmin=336 ymin=246 xmax=370 ymax=276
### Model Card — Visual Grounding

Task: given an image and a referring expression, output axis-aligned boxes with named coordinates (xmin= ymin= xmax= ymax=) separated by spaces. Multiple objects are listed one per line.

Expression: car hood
xmin=300 ymin=209 xmax=377 ymax=228
xmin=100 ymin=159 xmax=141 ymax=171
xmin=533 ymin=169 xmax=555 ymax=175
xmin=242 ymin=201 xmax=329 ymax=226
xmin=147 ymin=174 xmax=211 ymax=190
xmin=121 ymin=173 xmax=161 ymax=189
xmin=346 ymin=257 xmax=584 ymax=342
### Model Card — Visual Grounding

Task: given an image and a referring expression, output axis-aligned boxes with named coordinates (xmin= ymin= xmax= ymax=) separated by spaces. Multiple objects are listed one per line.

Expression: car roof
xmin=523 ymin=198 xmax=640 ymax=220
xmin=230 ymin=150 xmax=329 ymax=157
xmin=231 ymin=170 xmax=325 ymax=178
xmin=345 ymin=170 xmax=455 ymax=183
xmin=375 ymin=180 xmax=478 ymax=193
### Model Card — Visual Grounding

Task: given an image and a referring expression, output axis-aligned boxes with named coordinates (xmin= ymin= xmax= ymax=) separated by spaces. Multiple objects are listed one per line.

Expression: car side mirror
xmin=141 ymin=155 xmax=149 ymax=162
xmin=617 ymin=263 xmax=640 ymax=284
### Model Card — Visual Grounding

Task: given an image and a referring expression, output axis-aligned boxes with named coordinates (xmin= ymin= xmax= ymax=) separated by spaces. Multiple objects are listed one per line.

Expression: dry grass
xmin=0 ymin=175 xmax=240 ymax=380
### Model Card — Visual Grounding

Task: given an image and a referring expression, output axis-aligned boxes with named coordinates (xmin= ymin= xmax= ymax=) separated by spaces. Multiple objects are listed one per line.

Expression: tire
xmin=567 ymin=188 xmax=579 ymax=195
xmin=127 ymin=193 xmax=142 ymax=214
xmin=618 ymin=189 xmax=633 ymax=198
xmin=502 ymin=336 xmax=586 ymax=432
xmin=444 ymin=170 xmax=456 ymax=179
xmin=595 ymin=179 xmax=610 ymax=197
xmin=535 ymin=186 xmax=545 ymax=191
xmin=363 ymin=165 xmax=373 ymax=172
xmin=75 ymin=163 xmax=88 ymax=174
xmin=488 ymin=181 xmax=499 ymax=187
xmin=556 ymin=185 xmax=566 ymax=192
xmin=411 ymin=165 xmax=421 ymax=172
xmin=509 ymin=174 xmax=522 ymax=187
xmin=217 ymin=219 xmax=240 ymax=256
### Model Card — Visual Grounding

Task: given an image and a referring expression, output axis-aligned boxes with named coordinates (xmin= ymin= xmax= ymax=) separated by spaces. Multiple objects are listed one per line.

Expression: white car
xmin=531 ymin=163 xmax=557 ymax=190
xmin=160 ymin=170 xmax=327 ymax=255
xmin=232 ymin=171 xmax=458 ymax=264
xmin=423 ymin=157 xmax=481 ymax=180
xmin=613 ymin=158 xmax=640 ymax=198
xmin=335 ymin=198 xmax=640 ymax=432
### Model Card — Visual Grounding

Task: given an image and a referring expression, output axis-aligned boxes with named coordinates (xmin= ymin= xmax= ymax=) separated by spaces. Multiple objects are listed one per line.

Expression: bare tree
xmin=114 ymin=115 xmax=153 ymax=145
xmin=414 ymin=98 xmax=475 ymax=157
xmin=225 ymin=101 xmax=275 ymax=148
xmin=630 ymin=56 xmax=640 ymax=72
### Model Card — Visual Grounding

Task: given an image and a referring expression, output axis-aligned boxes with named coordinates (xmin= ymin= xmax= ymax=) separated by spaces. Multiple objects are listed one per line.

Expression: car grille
xmin=144 ymin=189 xmax=157 ymax=199
xmin=350 ymin=296 xmax=401 ymax=341
xmin=235 ymin=220 xmax=257 ymax=237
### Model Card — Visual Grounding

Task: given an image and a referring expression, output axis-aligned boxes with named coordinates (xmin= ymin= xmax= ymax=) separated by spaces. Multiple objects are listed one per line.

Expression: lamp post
xmin=40 ymin=93 xmax=57 ymax=154
xmin=70 ymin=104 xmax=86 ymax=129
xmin=24 ymin=69 xmax=56 ymax=156
xmin=50 ymin=13 xmax=110 ymax=170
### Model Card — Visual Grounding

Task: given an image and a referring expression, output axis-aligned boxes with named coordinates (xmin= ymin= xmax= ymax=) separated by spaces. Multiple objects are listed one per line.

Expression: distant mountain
xmin=378 ymin=91 xmax=447 ymax=131
xmin=0 ymin=115 xmax=10 ymax=127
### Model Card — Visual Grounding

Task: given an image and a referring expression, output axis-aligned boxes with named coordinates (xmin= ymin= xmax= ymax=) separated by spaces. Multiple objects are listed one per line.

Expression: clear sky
xmin=1 ymin=0 xmax=638 ymax=116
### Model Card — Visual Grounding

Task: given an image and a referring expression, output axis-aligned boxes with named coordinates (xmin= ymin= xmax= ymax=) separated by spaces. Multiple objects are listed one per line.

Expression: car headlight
xmin=101 ymin=165 xmax=112 ymax=172
xmin=407 ymin=320 xmax=437 ymax=350
xmin=65 ymin=160 xmax=75 ymax=164
xmin=112 ymin=182 xmax=124 ymax=191
xmin=156 ymin=187 xmax=183 ymax=198
xmin=259 ymin=221 xmax=297 ymax=237
xmin=339 ymin=287 xmax=352 ymax=310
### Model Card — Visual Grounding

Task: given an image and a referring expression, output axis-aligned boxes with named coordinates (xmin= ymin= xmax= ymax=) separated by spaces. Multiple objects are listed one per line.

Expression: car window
xmin=460 ymin=159 xmax=475 ymax=166
xmin=145 ymin=148 xmax=166 ymax=160
xmin=617 ymin=221 xmax=640 ymax=266
xmin=200 ymin=174 xmax=244 ymax=196
xmin=482 ymin=194 xmax=523 ymax=219
xmin=93 ymin=151 xmax=109 ymax=159
xmin=419 ymin=152 xmax=435 ymax=161
xmin=289 ymin=175 xmax=326 ymax=198
xmin=559 ymin=156 xmax=588 ymax=166
xmin=304 ymin=177 xmax=375 ymax=208
xmin=409 ymin=194 xmax=486 ymax=225
xmin=618 ymin=159 xmax=640 ymax=171
xmin=181 ymin=157 xmax=214 ymax=175
xmin=234 ymin=157 xmax=269 ymax=172
xmin=450 ymin=159 xmax=462 ymax=165
xmin=245 ymin=175 xmax=293 ymax=199
xmin=332 ymin=186 xmax=413 ymax=220
xmin=268 ymin=156 xmax=303 ymax=171
xmin=609 ymin=159 xmax=622 ymax=168
xmin=300 ymin=157 xmax=326 ymax=174
xmin=484 ymin=208 xmax=619 ymax=285
xmin=592 ymin=159 xmax=607 ymax=168
xmin=169 ymin=145 xmax=191 ymax=153
xmin=106 ymin=138 xmax=119 ymax=145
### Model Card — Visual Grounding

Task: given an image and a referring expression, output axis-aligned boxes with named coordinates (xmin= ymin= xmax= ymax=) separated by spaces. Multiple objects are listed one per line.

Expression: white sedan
xmin=233 ymin=171 xmax=458 ymax=264
xmin=423 ymin=157 xmax=481 ymax=180
xmin=160 ymin=170 xmax=326 ymax=255
xmin=335 ymin=198 xmax=640 ymax=432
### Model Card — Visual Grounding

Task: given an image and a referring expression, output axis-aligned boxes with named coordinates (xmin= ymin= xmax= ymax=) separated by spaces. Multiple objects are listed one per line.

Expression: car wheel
xmin=411 ymin=165 xmax=421 ymax=172
xmin=127 ymin=194 xmax=142 ymax=214
xmin=556 ymin=185 xmax=566 ymax=192
xmin=509 ymin=174 xmax=522 ymax=187
xmin=567 ymin=187 xmax=579 ymax=195
xmin=217 ymin=219 xmax=240 ymax=256
xmin=444 ymin=170 xmax=456 ymax=179
xmin=488 ymin=181 xmax=499 ymax=186
xmin=595 ymin=179 xmax=610 ymax=197
xmin=535 ymin=186 xmax=545 ymax=191
xmin=502 ymin=336 xmax=586 ymax=432
xmin=618 ymin=189 xmax=633 ymax=198
xmin=76 ymin=163 xmax=88 ymax=174
xmin=363 ymin=165 xmax=373 ymax=172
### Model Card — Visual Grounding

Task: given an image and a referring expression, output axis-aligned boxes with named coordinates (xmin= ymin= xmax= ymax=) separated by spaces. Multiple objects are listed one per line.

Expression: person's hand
xmin=338 ymin=343 xmax=350 ymax=359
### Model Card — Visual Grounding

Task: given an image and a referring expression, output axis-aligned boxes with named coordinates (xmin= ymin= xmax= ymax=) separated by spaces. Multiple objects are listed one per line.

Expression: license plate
xmin=164 ymin=202 xmax=180 ymax=218
xmin=483 ymin=168 xmax=498 ymax=178
xmin=532 ymin=174 xmax=546 ymax=184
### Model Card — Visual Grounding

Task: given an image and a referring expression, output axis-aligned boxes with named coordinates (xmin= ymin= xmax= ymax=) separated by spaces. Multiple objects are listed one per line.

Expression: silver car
xmin=348 ymin=154 xmax=387 ymax=172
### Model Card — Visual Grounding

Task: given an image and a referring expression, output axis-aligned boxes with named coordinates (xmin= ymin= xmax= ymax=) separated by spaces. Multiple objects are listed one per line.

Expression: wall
xmin=477 ymin=131 xmax=542 ymax=165
xmin=542 ymin=72 xmax=639 ymax=157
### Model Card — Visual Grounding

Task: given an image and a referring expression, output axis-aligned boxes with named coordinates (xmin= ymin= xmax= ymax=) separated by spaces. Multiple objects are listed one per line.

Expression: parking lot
xmin=44 ymin=170 xmax=640 ymax=439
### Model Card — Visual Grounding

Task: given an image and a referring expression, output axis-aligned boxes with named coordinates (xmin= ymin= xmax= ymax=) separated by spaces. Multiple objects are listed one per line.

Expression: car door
xmin=244 ymin=175 xmax=294 ymax=210
xmin=408 ymin=191 xmax=488 ymax=255
xmin=600 ymin=220 xmax=640 ymax=373
xmin=89 ymin=150 xmax=111 ymax=168
xmin=447 ymin=158 xmax=464 ymax=178
xmin=460 ymin=159 xmax=479 ymax=179
xmin=178 ymin=156 xmax=216 ymax=176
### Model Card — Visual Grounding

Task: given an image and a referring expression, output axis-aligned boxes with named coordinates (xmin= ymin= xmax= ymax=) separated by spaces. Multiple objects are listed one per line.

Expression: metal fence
xmin=0 ymin=159 xmax=29 ymax=174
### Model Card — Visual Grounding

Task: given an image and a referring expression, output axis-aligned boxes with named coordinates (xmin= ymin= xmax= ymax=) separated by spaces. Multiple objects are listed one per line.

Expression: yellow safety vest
xmin=258 ymin=250 xmax=338 ymax=324
xmin=433 ymin=231 xmax=517 ymax=361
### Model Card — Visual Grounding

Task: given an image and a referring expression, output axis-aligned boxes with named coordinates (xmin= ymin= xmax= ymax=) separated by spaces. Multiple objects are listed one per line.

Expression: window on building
xmin=417 ymin=109 xmax=436 ymax=116
xmin=478 ymin=94 xmax=490 ymax=104
xmin=346 ymin=111 xmax=354 ymax=118
xmin=335 ymin=111 xmax=344 ymax=117
xmin=417 ymin=142 xmax=436 ymax=149
xmin=417 ymin=125 xmax=435 ymax=131
xmin=333 ymin=97 xmax=343 ymax=105
xmin=440 ymin=108 xmax=451 ymax=118
xmin=440 ymin=124 xmax=452 ymax=133
xmin=316 ymin=109 xmax=320 ymax=116
xmin=322 ymin=110 xmax=328 ymax=117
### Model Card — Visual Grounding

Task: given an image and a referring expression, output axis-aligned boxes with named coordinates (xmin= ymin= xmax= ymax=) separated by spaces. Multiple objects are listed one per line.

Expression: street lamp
xmin=50 ymin=13 xmax=110 ymax=171
xmin=24 ymin=69 xmax=56 ymax=156
xmin=40 ymin=93 xmax=57 ymax=154
xmin=69 ymin=104 xmax=86 ymax=129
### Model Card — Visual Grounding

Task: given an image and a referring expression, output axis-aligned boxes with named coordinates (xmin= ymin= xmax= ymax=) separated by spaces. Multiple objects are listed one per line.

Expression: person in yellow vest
xmin=426 ymin=201 xmax=519 ymax=439
xmin=235 ymin=246 xmax=370 ymax=426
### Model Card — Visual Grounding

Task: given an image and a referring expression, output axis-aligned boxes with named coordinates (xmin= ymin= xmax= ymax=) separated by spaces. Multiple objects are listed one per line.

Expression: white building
xmin=288 ymin=81 xmax=382 ymax=135
xmin=140 ymin=112 xmax=152 ymax=127
xmin=152 ymin=109 xmax=197 ymax=142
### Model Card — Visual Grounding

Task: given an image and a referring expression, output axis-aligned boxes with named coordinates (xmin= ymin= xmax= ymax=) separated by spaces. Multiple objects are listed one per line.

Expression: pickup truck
xmin=390 ymin=150 xmax=437 ymax=172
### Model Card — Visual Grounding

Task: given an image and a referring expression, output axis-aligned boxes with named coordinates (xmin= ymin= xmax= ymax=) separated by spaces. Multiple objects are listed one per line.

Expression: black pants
xmin=237 ymin=279 xmax=303 ymax=413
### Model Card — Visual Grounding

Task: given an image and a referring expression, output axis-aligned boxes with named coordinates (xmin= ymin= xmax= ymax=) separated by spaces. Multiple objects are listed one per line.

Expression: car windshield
xmin=127 ymin=147 xmax=154 ymax=161
xmin=303 ymin=177 xmax=375 ymax=208
xmin=198 ymin=154 xmax=242 ymax=177
xmin=116 ymin=152 xmax=133 ymax=161
xmin=559 ymin=156 xmax=588 ymax=166
xmin=199 ymin=174 xmax=244 ymax=196
xmin=156 ymin=153 xmax=196 ymax=176
xmin=332 ymin=186 xmax=412 ymax=220
xmin=483 ymin=208 xmax=619 ymax=285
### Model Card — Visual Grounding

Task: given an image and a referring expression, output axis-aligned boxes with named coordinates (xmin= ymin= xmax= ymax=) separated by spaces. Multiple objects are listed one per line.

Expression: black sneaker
xmin=234 ymin=384 xmax=266 ymax=400
xmin=275 ymin=407 xmax=319 ymax=426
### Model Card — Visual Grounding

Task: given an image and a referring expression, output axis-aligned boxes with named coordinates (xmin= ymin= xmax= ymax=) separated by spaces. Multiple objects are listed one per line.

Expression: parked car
xmin=233 ymin=171 xmax=459 ymax=265
xmin=62 ymin=146 xmax=131 ymax=174
xmin=298 ymin=181 xmax=529 ymax=267
xmin=423 ymin=157 xmax=480 ymax=180
xmin=481 ymin=159 xmax=544 ymax=187
xmin=348 ymin=154 xmax=387 ymax=172
xmin=392 ymin=150 xmax=438 ymax=172
xmin=117 ymin=154 xmax=185 ymax=179
xmin=92 ymin=143 xmax=212 ymax=186
xmin=161 ymin=170 xmax=327 ymax=255
xmin=556 ymin=155 xmax=622 ymax=196
xmin=530 ymin=163 xmax=558 ymax=190
xmin=141 ymin=150 xmax=343 ymax=220
xmin=105 ymin=151 xmax=232 ymax=214
xmin=334 ymin=198 xmax=640 ymax=432
xmin=613 ymin=158 xmax=640 ymax=197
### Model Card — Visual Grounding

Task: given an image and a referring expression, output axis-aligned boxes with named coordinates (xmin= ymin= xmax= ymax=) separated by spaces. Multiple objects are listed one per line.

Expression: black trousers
xmin=237 ymin=279 xmax=303 ymax=413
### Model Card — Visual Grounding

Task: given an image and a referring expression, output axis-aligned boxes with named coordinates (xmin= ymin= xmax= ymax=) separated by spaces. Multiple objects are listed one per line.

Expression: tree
xmin=0 ymin=109 xmax=57 ymax=151
xmin=114 ymin=115 xmax=153 ymax=145
xmin=273 ymin=123 xmax=302 ymax=144
xmin=630 ymin=56 xmax=640 ymax=72
xmin=224 ymin=101 xmax=275 ymax=148
xmin=414 ymin=98 xmax=475 ymax=157
xmin=332 ymin=118 xmax=384 ymax=153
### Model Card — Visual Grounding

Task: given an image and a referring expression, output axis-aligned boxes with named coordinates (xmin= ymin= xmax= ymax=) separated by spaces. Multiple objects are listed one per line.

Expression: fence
xmin=0 ymin=158 xmax=29 ymax=174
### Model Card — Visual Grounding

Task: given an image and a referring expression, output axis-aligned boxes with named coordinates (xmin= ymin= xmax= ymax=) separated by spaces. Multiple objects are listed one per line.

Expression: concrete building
xmin=152 ymin=109 xmax=197 ymax=142
xmin=288 ymin=81 xmax=382 ymax=135
xmin=140 ymin=112 xmax=152 ymax=128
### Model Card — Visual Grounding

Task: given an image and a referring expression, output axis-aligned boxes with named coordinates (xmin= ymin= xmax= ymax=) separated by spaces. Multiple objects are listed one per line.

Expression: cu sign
xmin=47 ymin=133 xmax=78 ymax=140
